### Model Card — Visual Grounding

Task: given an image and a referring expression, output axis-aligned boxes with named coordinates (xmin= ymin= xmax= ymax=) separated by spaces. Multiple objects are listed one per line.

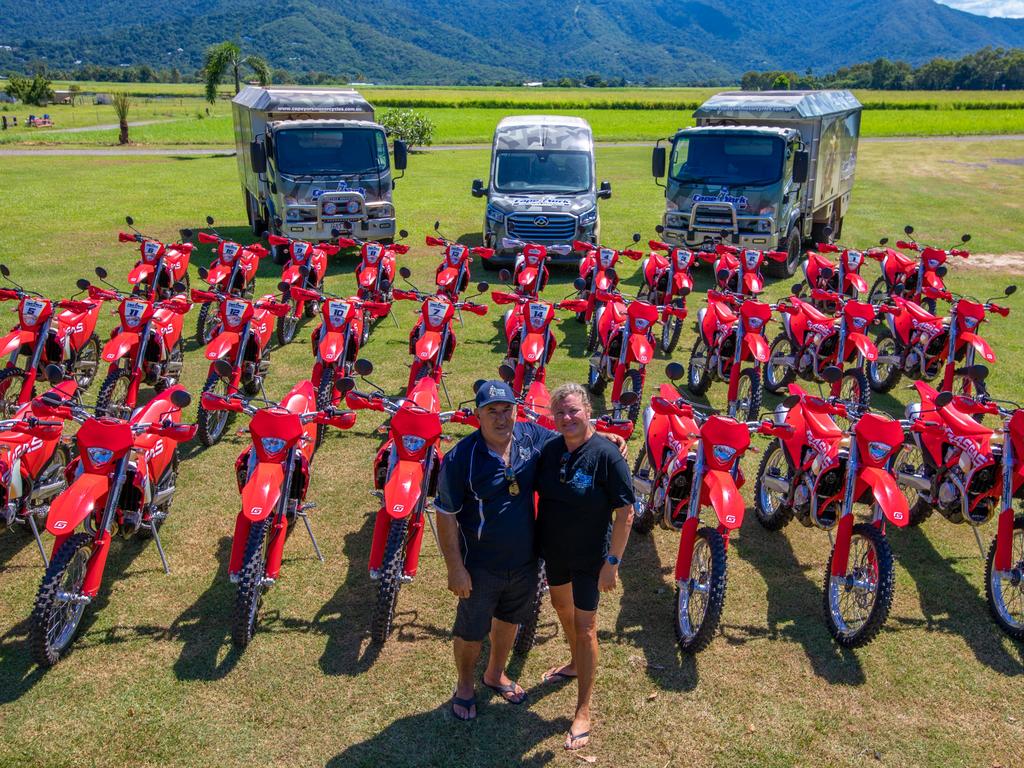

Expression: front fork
xmin=725 ymin=326 xmax=744 ymax=416
xmin=994 ymin=433 xmax=1016 ymax=572
xmin=674 ymin=452 xmax=708 ymax=583
xmin=830 ymin=442 xmax=861 ymax=578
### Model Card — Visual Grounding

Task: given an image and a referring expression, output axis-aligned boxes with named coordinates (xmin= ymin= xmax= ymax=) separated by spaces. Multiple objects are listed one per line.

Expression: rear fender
xmin=240 ymin=463 xmax=285 ymax=522
xmin=101 ymin=331 xmax=139 ymax=363
xmin=845 ymin=332 xmax=878 ymax=362
xmin=855 ymin=466 xmax=909 ymax=526
xmin=628 ymin=334 xmax=653 ymax=365
xmin=46 ymin=473 xmax=109 ymax=535
xmin=384 ymin=460 xmax=424 ymax=519
xmin=959 ymin=331 xmax=996 ymax=363
xmin=205 ymin=330 xmax=240 ymax=361
xmin=700 ymin=469 xmax=744 ymax=529
xmin=743 ymin=333 xmax=770 ymax=363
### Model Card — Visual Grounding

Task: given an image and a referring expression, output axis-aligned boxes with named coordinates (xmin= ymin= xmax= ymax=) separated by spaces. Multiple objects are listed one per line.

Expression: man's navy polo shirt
xmin=434 ymin=421 xmax=553 ymax=570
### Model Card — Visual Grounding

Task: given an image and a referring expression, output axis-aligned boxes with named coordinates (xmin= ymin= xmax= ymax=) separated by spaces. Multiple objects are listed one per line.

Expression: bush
xmin=378 ymin=108 xmax=435 ymax=149
xmin=4 ymin=73 xmax=55 ymax=106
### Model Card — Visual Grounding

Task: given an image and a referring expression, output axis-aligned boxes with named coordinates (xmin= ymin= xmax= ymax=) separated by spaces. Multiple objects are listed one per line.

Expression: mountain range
xmin=2 ymin=0 xmax=1024 ymax=83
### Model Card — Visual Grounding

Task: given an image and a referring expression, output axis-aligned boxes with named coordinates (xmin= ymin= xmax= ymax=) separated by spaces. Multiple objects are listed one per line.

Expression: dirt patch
xmin=962 ymin=252 xmax=1024 ymax=274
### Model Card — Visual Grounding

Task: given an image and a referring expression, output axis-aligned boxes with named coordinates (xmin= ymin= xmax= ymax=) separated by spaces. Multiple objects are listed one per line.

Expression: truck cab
xmin=652 ymin=91 xmax=861 ymax=276
xmin=472 ymin=115 xmax=611 ymax=265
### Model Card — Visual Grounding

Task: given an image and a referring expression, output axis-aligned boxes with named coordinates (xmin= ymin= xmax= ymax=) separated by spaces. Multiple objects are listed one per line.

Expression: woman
xmin=535 ymin=382 xmax=634 ymax=751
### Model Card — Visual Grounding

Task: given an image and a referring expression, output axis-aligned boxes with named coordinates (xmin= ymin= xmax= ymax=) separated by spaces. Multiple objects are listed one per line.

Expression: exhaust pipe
xmin=150 ymin=485 xmax=176 ymax=508
xmin=30 ymin=478 xmax=66 ymax=504
xmin=761 ymin=474 xmax=791 ymax=495
xmin=895 ymin=471 xmax=930 ymax=492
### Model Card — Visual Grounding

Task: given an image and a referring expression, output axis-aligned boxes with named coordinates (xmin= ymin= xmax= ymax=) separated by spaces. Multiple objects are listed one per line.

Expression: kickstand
xmin=150 ymin=518 xmax=170 ymax=575
xmin=828 ymin=529 xmax=834 ymax=548
xmin=441 ymin=376 xmax=453 ymax=408
xmin=388 ymin=308 xmax=400 ymax=328
xmin=298 ymin=505 xmax=325 ymax=562
xmin=27 ymin=515 xmax=48 ymax=567
xmin=457 ymin=308 xmax=465 ymax=328
xmin=424 ymin=505 xmax=442 ymax=552
xmin=971 ymin=525 xmax=986 ymax=559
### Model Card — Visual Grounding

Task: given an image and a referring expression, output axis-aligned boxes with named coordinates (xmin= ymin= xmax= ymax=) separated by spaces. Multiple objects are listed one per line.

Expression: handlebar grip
xmin=989 ymin=303 xmax=1010 ymax=317
xmin=190 ymin=288 xmax=218 ymax=303
xmin=425 ymin=236 xmax=445 ymax=247
xmin=391 ymin=244 xmax=410 ymax=254
xmin=0 ymin=288 xmax=21 ymax=300
xmin=951 ymin=249 xmax=970 ymax=258
xmin=896 ymin=240 xmax=917 ymax=250
xmin=648 ymin=240 xmax=671 ymax=251
xmin=288 ymin=286 xmax=321 ymax=302
xmin=623 ymin=249 xmax=644 ymax=261
xmin=472 ymin=247 xmax=495 ymax=259
xmin=393 ymin=290 xmax=418 ymax=301
xmin=336 ymin=237 xmax=357 ymax=248
xmin=319 ymin=243 xmax=341 ymax=256
xmin=816 ymin=243 xmax=839 ymax=253
xmin=118 ymin=232 xmax=137 ymax=243
xmin=247 ymin=244 xmax=269 ymax=258
xmin=198 ymin=232 xmax=219 ymax=244
xmin=491 ymin=292 xmax=514 ymax=305
xmin=572 ymin=240 xmax=595 ymax=252
xmin=267 ymin=234 xmax=290 ymax=246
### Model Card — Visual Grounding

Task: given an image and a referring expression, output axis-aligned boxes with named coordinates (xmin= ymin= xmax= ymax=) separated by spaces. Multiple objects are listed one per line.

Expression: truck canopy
xmin=693 ymin=90 xmax=862 ymax=121
xmin=494 ymin=115 xmax=593 ymax=152
xmin=233 ymin=86 xmax=374 ymax=120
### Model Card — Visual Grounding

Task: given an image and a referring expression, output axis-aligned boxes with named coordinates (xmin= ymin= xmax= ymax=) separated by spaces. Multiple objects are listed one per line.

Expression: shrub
xmin=5 ymin=73 xmax=55 ymax=106
xmin=378 ymin=108 xmax=435 ymax=148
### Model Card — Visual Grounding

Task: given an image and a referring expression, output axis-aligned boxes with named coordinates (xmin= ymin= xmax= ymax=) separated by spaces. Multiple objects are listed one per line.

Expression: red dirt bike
xmin=631 ymin=362 xmax=793 ymax=652
xmin=193 ymin=216 xmax=269 ymax=344
xmin=426 ymin=221 xmax=494 ymax=301
xmin=866 ymin=225 xmax=971 ymax=312
xmin=764 ymin=285 xmax=879 ymax=414
xmin=753 ymin=368 xmax=910 ymax=647
xmin=703 ymin=242 xmax=789 ymax=296
xmin=588 ymin=282 xmax=688 ymax=423
xmin=868 ymin=284 xmax=1013 ymax=395
xmin=118 ymin=215 xmax=194 ymax=300
xmin=190 ymin=280 xmax=291 ymax=446
xmin=502 ymin=238 xmax=572 ymax=299
xmin=348 ymin=231 xmax=409 ymax=303
xmin=643 ymin=236 xmax=701 ymax=353
xmin=0 ymin=372 xmax=80 ymax=565
xmin=396 ymin=268 xmax=489 ymax=398
xmin=267 ymin=231 xmax=339 ymax=346
xmin=90 ymin=268 xmax=191 ymax=420
xmin=29 ymin=383 xmax=195 ymax=666
xmin=491 ymin=288 xmax=586 ymax=396
xmin=573 ymin=234 xmax=643 ymax=349
xmin=687 ymin=288 xmax=777 ymax=422
xmin=199 ymin=366 xmax=357 ymax=648
xmin=801 ymin=235 xmax=872 ymax=303
xmin=0 ymin=268 xmax=103 ymax=410
xmin=344 ymin=358 xmax=475 ymax=644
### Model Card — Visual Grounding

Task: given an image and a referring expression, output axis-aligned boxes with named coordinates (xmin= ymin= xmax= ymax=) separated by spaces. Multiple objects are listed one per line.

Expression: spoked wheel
xmin=985 ymin=515 xmax=1024 ymax=641
xmin=675 ymin=527 xmax=727 ymax=653
xmin=154 ymin=341 xmax=183 ymax=392
xmin=630 ymin=445 xmax=660 ymax=535
xmin=619 ymin=368 xmax=643 ymax=424
xmin=30 ymin=532 xmax=93 ymax=666
xmin=586 ymin=314 xmax=600 ymax=355
xmin=232 ymin=517 xmax=272 ymax=648
xmin=732 ymin=367 xmax=762 ymax=422
xmin=764 ymin=334 xmax=796 ymax=395
xmin=833 ymin=369 xmax=870 ymax=430
xmin=587 ymin=360 xmax=606 ymax=396
xmin=513 ymin=560 xmax=548 ymax=656
xmin=686 ymin=337 xmax=711 ymax=396
xmin=895 ymin=441 xmax=933 ymax=526
xmin=371 ymin=516 xmax=409 ymax=644
xmin=195 ymin=303 xmax=218 ymax=346
xmin=866 ymin=276 xmax=889 ymax=307
xmin=867 ymin=333 xmax=902 ymax=393
xmin=71 ymin=334 xmax=101 ymax=390
xmin=0 ymin=367 xmax=32 ymax=416
xmin=753 ymin=441 xmax=795 ymax=531
xmin=197 ymin=370 xmax=232 ymax=447
xmin=315 ymin=363 xmax=336 ymax=450
xmin=660 ymin=311 xmax=683 ymax=354
xmin=276 ymin=311 xmax=300 ymax=347
xmin=95 ymin=366 xmax=133 ymax=419
xmin=823 ymin=522 xmax=895 ymax=648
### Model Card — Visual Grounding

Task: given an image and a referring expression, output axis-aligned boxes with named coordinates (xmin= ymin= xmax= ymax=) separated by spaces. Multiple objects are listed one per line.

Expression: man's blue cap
xmin=475 ymin=380 xmax=517 ymax=409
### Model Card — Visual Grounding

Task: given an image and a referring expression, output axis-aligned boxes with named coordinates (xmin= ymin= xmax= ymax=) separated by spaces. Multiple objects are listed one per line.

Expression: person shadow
xmin=893 ymin=524 xmax=1024 ymax=674
xmin=730 ymin=523 xmax=867 ymax=686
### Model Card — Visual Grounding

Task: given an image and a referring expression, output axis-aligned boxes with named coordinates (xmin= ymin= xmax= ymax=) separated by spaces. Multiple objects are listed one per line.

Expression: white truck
xmin=233 ymin=86 xmax=408 ymax=263
xmin=652 ymin=90 xmax=862 ymax=276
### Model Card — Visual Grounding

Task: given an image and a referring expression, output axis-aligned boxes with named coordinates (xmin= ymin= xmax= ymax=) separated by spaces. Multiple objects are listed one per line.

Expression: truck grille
xmin=506 ymin=213 xmax=576 ymax=242
xmin=690 ymin=203 xmax=737 ymax=232
xmin=319 ymin=193 xmax=365 ymax=222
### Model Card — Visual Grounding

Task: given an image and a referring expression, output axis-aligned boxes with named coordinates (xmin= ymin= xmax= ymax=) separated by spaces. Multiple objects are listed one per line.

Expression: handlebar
xmin=816 ymin=243 xmax=839 ymax=253
xmin=987 ymin=302 xmax=1010 ymax=317
xmin=896 ymin=240 xmax=918 ymax=251
xmin=118 ymin=232 xmax=138 ymax=243
xmin=0 ymin=288 xmax=22 ymax=301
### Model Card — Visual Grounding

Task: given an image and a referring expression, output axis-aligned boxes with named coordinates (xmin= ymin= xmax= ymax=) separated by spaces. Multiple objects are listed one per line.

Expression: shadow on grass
xmin=0 ymin=528 xmax=46 ymax=575
xmin=730 ymin=525 xmax=867 ymax=686
xmin=893 ymin=524 xmax=1024 ymax=674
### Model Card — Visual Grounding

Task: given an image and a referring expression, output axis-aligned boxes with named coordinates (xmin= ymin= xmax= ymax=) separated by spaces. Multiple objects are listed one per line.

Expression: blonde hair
xmin=549 ymin=382 xmax=592 ymax=415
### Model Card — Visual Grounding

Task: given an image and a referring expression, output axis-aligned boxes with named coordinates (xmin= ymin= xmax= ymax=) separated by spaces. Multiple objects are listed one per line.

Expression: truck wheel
xmin=766 ymin=227 xmax=802 ymax=278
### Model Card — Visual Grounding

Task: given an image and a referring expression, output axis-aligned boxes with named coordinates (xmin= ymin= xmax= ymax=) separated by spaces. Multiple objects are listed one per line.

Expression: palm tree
xmin=111 ymin=92 xmax=132 ymax=145
xmin=202 ymin=41 xmax=271 ymax=104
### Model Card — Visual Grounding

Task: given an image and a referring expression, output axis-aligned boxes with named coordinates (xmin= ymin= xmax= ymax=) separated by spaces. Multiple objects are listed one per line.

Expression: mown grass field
xmin=0 ymin=140 xmax=1022 ymax=767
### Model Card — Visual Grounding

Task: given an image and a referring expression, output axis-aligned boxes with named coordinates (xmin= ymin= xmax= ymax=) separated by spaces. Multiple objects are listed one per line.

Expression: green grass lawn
xmin=0 ymin=141 xmax=1022 ymax=767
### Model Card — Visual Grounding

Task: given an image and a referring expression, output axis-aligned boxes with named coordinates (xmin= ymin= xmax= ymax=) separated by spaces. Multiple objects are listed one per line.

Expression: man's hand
xmin=598 ymin=561 xmax=619 ymax=593
xmin=606 ymin=432 xmax=629 ymax=460
xmin=447 ymin=563 xmax=473 ymax=598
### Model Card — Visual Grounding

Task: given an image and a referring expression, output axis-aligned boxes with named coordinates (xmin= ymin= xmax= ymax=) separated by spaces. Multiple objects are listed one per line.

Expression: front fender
xmin=206 ymin=263 xmax=231 ymax=286
xmin=855 ymin=466 xmax=910 ymax=527
xmin=628 ymin=334 xmax=653 ymax=365
xmin=384 ymin=460 xmax=424 ymax=519
xmin=742 ymin=272 xmax=763 ymax=294
xmin=673 ymin=272 xmax=692 ymax=292
xmin=205 ymin=330 xmax=240 ymax=361
xmin=436 ymin=267 xmax=459 ymax=288
xmin=415 ymin=331 xmax=441 ymax=361
xmin=701 ymin=469 xmax=744 ymax=529
xmin=359 ymin=266 xmax=379 ymax=288
xmin=959 ymin=331 xmax=996 ymax=363
xmin=518 ymin=266 xmax=539 ymax=290
xmin=241 ymin=463 xmax=285 ymax=522
xmin=318 ymin=330 xmax=347 ymax=363
xmin=281 ymin=265 xmax=303 ymax=285
xmin=102 ymin=331 xmax=139 ymax=363
xmin=522 ymin=332 xmax=547 ymax=363
xmin=743 ymin=333 xmax=770 ymax=363
xmin=46 ymin=473 xmax=109 ymax=535
xmin=845 ymin=272 xmax=868 ymax=293
xmin=126 ymin=263 xmax=155 ymax=286
xmin=0 ymin=329 xmax=34 ymax=357
xmin=846 ymin=331 xmax=878 ymax=362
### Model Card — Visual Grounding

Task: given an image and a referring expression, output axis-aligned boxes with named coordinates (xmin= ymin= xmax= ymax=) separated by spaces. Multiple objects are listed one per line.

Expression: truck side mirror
xmin=651 ymin=147 xmax=667 ymax=179
xmin=471 ymin=179 xmax=485 ymax=198
xmin=392 ymin=140 xmax=408 ymax=171
xmin=598 ymin=180 xmax=612 ymax=200
xmin=792 ymin=151 xmax=809 ymax=185
xmin=250 ymin=141 xmax=267 ymax=174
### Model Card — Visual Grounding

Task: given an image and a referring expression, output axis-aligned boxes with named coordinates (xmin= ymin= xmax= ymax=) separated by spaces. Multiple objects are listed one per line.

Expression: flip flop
xmin=450 ymin=693 xmax=477 ymax=721
xmin=482 ymin=678 xmax=527 ymax=705
xmin=541 ymin=667 xmax=577 ymax=684
xmin=565 ymin=729 xmax=591 ymax=751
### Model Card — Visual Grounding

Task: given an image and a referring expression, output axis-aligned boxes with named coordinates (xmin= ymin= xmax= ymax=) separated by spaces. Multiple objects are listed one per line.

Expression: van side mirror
xmin=471 ymin=179 xmax=485 ymax=198
xmin=792 ymin=151 xmax=809 ymax=185
xmin=651 ymin=147 xmax=667 ymax=179
xmin=393 ymin=140 xmax=408 ymax=171
xmin=598 ymin=180 xmax=612 ymax=200
xmin=250 ymin=141 xmax=267 ymax=174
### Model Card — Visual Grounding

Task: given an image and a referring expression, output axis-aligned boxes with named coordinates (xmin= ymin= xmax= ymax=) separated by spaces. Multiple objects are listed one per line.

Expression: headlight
xmin=402 ymin=435 xmax=426 ymax=453
xmin=667 ymin=212 xmax=688 ymax=229
xmin=368 ymin=204 xmax=395 ymax=220
xmin=579 ymin=208 xmax=597 ymax=228
xmin=755 ymin=219 xmax=772 ymax=233
xmin=869 ymin=442 xmax=893 ymax=461
xmin=486 ymin=205 xmax=505 ymax=225
xmin=346 ymin=200 xmax=361 ymax=214
xmin=261 ymin=437 xmax=288 ymax=455
xmin=87 ymin=447 xmax=114 ymax=465
xmin=323 ymin=202 xmax=338 ymax=216
xmin=712 ymin=446 xmax=737 ymax=463
xmin=286 ymin=208 xmax=303 ymax=222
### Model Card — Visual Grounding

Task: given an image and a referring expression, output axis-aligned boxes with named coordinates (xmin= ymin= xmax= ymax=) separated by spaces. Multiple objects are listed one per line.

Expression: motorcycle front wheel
xmin=823 ymin=522 xmax=895 ymax=648
xmin=30 ymin=532 xmax=93 ymax=666
xmin=675 ymin=526 xmax=727 ymax=654
xmin=985 ymin=515 xmax=1024 ymax=641
xmin=371 ymin=516 xmax=409 ymax=645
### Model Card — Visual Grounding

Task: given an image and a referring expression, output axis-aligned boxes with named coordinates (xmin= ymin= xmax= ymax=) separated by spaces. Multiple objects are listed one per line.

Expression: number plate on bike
xmin=124 ymin=300 xmax=146 ymax=327
xmin=328 ymin=300 xmax=349 ymax=327
xmin=20 ymin=299 xmax=46 ymax=325
xmin=426 ymin=300 xmax=448 ymax=327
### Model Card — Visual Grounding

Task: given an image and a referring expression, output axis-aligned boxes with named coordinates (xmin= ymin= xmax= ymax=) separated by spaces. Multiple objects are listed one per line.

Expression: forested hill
xmin=2 ymin=0 xmax=1024 ymax=84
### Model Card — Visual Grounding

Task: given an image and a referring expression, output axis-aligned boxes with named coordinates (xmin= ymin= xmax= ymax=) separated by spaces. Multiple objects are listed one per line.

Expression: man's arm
xmin=436 ymin=512 xmax=472 ymax=598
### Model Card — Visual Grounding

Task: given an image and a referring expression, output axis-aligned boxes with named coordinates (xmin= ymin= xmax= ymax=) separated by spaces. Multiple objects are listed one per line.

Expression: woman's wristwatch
xmin=605 ymin=554 xmax=621 ymax=566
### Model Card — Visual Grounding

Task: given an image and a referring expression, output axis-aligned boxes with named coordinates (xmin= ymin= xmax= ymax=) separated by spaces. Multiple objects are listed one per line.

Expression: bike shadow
xmin=893 ymin=524 xmax=1024 ymax=675
xmin=730 ymin=524 xmax=867 ymax=686
xmin=0 ymin=529 xmax=46 ymax=575
xmin=168 ymin=536 xmax=243 ymax=681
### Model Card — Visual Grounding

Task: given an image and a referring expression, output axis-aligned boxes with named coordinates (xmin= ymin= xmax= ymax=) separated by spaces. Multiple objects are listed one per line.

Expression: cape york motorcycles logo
xmin=692 ymin=187 xmax=749 ymax=210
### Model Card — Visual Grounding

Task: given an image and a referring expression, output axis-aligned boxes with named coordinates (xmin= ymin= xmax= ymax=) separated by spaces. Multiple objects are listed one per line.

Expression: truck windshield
xmin=494 ymin=150 xmax=591 ymax=194
xmin=670 ymin=134 xmax=784 ymax=187
xmin=274 ymin=128 xmax=388 ymax=176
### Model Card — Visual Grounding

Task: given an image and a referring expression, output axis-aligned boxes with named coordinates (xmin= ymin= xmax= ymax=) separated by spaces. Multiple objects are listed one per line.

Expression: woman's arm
xmin=599 ymin=502 xmax=634 ymax=592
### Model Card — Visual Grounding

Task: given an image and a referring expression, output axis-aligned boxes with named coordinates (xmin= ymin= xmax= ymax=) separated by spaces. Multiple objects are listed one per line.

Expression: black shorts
xmin=545 ymin=558 xmax=603 ymax=612
xmin=452 ymin=562 xmax=540 ymax=642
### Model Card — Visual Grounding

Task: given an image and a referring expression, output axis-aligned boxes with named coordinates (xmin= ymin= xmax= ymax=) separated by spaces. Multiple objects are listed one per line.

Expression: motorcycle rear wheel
xmin=513 ymin=560 xmax=548 ymax=656
xmin=764 ymin=334 xmax=796 ymax=395
xmin=985 ymin=515 xmax=1024 ymax=641
xmin=71 ymin=334 xmax=101 ymax=390
xmin=686 ymin=338 xmax=712 ymax=396
xmin=197 ymin=370 xmax=232 ymax=447
xmin=753 ymin=441 xmax=795 ymax=531
xmin=0 ymin=367 xmax=32 ymax=417
xmin=630 ymin=446 xmax=659 ymax=535
xmin=95 ymin=366 xmax=133 ymax=419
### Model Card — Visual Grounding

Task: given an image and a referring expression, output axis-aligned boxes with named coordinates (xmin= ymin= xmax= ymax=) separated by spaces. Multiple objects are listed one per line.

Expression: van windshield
xmin=274 ymin=128 xmax=388 ymax=176
xmin=494 ymin=150 xmax=591 ymax=194
xmin=670 ymin=134 xmax=784 ymax=187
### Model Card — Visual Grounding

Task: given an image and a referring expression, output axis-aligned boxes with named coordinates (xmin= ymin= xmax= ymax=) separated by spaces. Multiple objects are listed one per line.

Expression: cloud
xmin=934 ymin=0 xmax=1024 ymax=17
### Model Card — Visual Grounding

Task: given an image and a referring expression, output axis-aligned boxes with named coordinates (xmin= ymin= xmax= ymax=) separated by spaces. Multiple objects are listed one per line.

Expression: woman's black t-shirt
xmin=535 ymin=433 xmax=635 ymax=568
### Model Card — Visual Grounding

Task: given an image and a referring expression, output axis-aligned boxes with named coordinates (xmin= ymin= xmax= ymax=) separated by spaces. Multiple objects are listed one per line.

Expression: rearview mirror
xmin=1005 ymin=285 xmax=1017 ymax=296
xmin=392 ymin=140 xmax=408 ymax=171
xmin=632 ymin=232 xmax=640 ymax=243
xmin=399 ymin=266 xmax=412 ymax=279
xmin=249 ymin=140 xmax=266 ymax=174
xmin=791 ymin=283 xmax=804 ymax=295
xmin=499 ymin=269 xmax=512 ymax=282
xmin=95 ymin=266 xmax=108 ymax=280
xmin=598 ymin=180 xmax=612 ymax=200
xmin=76 ymin=278 xmax=91 ymax=291
xmin=823 ymin=225 xmax=833 ymax=240
xmin=792 ymin=151 xmax=809 ymax=185
xmin=433 ymin=220 xmax=440 ymax=231
xmin=169 ymin=389 xmax=192 ymax=409
xmin=497 ymin=365 xmax=515 ymax=384
xmin=655 ymin=224 xmax=664 ymax=234
xmin=573 ymin=278 xmax=587 ymax=291
xmin=716 ymin=268 xmax=729 ymax=283
xmin=476 ymin=282 xmax=489 ymax=293
xmin=782 ymin=394 xmax=800 ymax=409
xmin=334 ymin=377 xmax=355 ymax=396
xmin=821 ymin=366 xmax=843 ymax=384
xmin=44 ymin=363 xmax=65 ymax=385
xmin=181 ymin=228 xmax=193 ymax=239
xmin=934 ymin=391 xmax=954 ymax=408
xmin=206 ymin=215 xmax=215 ymax=226
xmin=354 ymin=358 xmax=374 ymax=377
xmin=619 ymin=391 xmax=639 ymax=407
xmin=172 ymin=281 xmax=187 ymax=293
xmin=472 ymin=378 xmax=487 ymax=394
xmin=904 ymin=225 xmax=914 ymax=236
xmin=665 ymin=362 xmax=685 ymax=381
xmin=125 ymin=215 xmax=134 ymax=226
xmin=651 ymin=146 xmax=666 ymax=178
xmin=278 ymin=281 xmax=291 ymax=293
xmin=399 ymin=229 xmax=409 ymax=239
xmin=0 ymin=265 xmax=9 ymax=278
xmin=879 ymin=237 xmax=889 ymax=246
xmin=471 ymin=179 xmax=485 ymax=198
xmin=962 ymin=233 xmax=971 ymax=243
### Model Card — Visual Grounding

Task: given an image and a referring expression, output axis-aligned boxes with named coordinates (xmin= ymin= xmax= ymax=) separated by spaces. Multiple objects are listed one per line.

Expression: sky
xmin=935 ymin=0 xmax=1024 ymax=16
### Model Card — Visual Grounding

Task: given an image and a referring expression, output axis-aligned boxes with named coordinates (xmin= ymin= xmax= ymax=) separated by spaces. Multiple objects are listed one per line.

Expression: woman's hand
xmin=605 ymin=433 xmax=629 ymax=460
xmin=598 ymin=561 xmax=619 ymax=593
xmin=447 ymin=564 xmax=473 ymax=598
